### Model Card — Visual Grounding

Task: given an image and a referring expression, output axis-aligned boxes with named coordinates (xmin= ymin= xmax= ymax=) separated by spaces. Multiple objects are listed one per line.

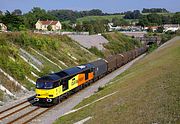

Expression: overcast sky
xmin=0 ymin=0 xmax=180 ymax=13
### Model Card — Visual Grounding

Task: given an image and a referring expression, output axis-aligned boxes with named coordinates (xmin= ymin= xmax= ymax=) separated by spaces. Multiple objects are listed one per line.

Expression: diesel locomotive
xmin=34 ymin=46 xmax=147 ymax=104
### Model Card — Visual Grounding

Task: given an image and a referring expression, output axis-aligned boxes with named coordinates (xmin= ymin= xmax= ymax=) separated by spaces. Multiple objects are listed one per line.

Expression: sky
xmin=0 ymin=0 xmax=180 ymax=13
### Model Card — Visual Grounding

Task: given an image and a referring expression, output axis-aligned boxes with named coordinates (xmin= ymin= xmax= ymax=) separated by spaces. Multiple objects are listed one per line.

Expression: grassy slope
xmin=102 ymin=32 xmax=142 ymax=56
xmin=62 ymin=15 xmax=124 ymax=24
xmin=142 ymin=12 xmax=174 ymax=16
xmin=55 ymin=38 xmax=180 ymax=124
xmin=0 ymin=32 xmax=97 ymax=91
xmin=77 ymin=15 xmax=124 ymax=23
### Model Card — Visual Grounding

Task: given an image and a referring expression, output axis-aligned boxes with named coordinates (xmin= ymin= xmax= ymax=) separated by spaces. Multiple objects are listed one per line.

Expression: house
xmin=0 ymin=23 xmax=7 ymax=31
xmin=163 ymin=24 xmax=180 ymax=32
xmin=144 ymin=26 xmax=159 ymax=32
xmin=108 ymin=23 xmax=143 ymax=32
xmin=35 ymin=20 xmax=62 ymax=31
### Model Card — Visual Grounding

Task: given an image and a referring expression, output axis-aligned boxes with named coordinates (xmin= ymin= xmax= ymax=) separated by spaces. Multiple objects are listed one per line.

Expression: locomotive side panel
xmin=89 ymin=59 xmax=108 ymax=78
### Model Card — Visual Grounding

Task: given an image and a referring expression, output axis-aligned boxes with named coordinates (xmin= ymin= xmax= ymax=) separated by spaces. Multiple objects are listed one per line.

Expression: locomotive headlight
xmin=47 ymin=98 xmax=52 ymax=102
xmin=34 ymin=98 xmax=39 ymax=101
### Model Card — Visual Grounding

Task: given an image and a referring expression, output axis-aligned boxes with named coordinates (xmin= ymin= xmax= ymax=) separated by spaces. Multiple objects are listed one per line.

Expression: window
xmin=85 ymin=70 xmax=89 ymax=80
xmin=62 ymin=79 xmax=68 ymax=91
xmin=36 ymin=82 xmax=53 ymax=89
xmin=53 ymin=81 xmax=60 ymax=88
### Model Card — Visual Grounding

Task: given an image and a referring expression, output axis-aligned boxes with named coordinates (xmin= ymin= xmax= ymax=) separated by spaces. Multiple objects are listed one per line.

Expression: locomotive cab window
xmin=36 ymin=82 xmax=53 ymax=89
xmin=53 ymin=81 xmax=60 ymax=88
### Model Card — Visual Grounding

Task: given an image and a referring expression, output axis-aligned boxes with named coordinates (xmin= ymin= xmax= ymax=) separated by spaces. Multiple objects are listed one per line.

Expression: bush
xmin=147 ymin=44 xmax=158 ymax=53
xmin=88 ymin=47 xmax=104 ymax=58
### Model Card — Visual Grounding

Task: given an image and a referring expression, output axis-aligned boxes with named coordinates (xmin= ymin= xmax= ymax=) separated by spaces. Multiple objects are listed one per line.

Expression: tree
xmin=12 ymin=9 xmax=22 ymax=15
xmin=157 ymin=26 xmax=164 ymax=33
xmin=142 ymin=8 xmax=169 ymax=13
xmin=124 ymin=10 xmax=141 ymax=19
xmin=75 ymin=24 xmax=83 ymax=32
xmin=89 ymin=9 xmax=103 ymax=16
xmin=138 ymin=15 xmax=149 ymax=27
xmin=2 ymin=11 xmax=24 ymax=31
xmin=162 ymin=15 xmax=172 ymax=24
xmin=112 ymin=17 xmax=129 ymax=26
xmin=24 ymin=7 xmax=57 ymax=29
xmin=147 ymin=13 xmax=162 ymax=25
xmin=0 ymin=10 xmax=3 ymax=15
xmin=172 ymin=12 xmax=180 ymax=24
xmin=47 ymin=25 xmax=52 ymax=31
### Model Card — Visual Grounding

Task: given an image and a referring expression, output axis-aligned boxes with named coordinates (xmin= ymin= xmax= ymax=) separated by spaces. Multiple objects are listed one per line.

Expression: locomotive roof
xmin=37 ymin=74 xmax=60 ymax=82
xmin=63 ymin=64 xmax=93 ymax=75
xmin=37 ymin=64 xmax=94 ymax=82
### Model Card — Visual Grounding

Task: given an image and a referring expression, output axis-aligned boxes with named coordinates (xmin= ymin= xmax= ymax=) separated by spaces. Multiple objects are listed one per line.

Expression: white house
xmin=35 ymin=20 xmax=62 ymax=31
xmin=163 ymin=24 xmax=180 ymax=32
xmin=0 ymin=23 xmax=7 ymax=31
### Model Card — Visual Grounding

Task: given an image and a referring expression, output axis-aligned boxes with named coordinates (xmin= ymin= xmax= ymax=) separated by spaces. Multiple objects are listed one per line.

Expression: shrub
xmin=147 ymin=44 xmax=158 ymax=53
xmin=88 ymin=47 xmax=104 ymax=58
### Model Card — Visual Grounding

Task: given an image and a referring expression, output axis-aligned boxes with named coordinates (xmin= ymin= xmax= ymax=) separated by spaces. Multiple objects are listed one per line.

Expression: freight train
xmin=34 ymin=46 xmax=147 ymax=105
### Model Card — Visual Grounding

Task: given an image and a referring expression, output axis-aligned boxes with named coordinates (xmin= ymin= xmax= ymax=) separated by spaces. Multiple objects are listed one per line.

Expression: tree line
xmin=0 ymin=7 xmax=179 ymax=32
xmin=138 ymin=12 xmax=180 ymax=27
xmin=142 ymin=8 xmax=169 ymax=13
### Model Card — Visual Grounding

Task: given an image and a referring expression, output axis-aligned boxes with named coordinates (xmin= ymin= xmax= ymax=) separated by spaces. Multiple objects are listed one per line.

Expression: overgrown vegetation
xmin=88 ymin=47 xmax=104 ymax=58
xmin=55 ymin=37 xmax=180 ymax=124
xmin=147 ymin=44 xmax=158 ymax=53
xmin=102 ymin=32 xmax=142 ymax=56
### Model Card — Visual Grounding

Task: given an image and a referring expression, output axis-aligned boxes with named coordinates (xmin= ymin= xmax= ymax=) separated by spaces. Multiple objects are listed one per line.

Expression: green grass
xmin=102 ymin=32 xmax=142 ymax=56
xmin=62 ymin=15 xmax=124 ymax=24
xmin=77 ymin=15 xmax=124 ymax=23
xmin=54 ymin=38 xmax=180 ymax=124
xmin=0 ymin=90 xmax=4 ymax=101
xmin=142 ymin=12 xmax=174 ymax=16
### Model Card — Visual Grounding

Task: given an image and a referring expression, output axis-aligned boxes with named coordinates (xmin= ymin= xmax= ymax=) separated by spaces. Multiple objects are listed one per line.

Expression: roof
xmin=63 ymin=64 xmax=93 ymax=75
xmin=37 ymin=64 xmax=94 ymax=82
xmin=39 ymin=20 xmax=59 ymax=25
xmin=164 ymin=24 xmax=179 ymax=28
xmin=37 ymin=74 xmax=60 ymax=82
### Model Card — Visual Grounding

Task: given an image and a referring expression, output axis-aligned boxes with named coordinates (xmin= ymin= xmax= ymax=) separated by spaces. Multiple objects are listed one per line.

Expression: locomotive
xmin=34 ymin=46 xmax=147 ymax=104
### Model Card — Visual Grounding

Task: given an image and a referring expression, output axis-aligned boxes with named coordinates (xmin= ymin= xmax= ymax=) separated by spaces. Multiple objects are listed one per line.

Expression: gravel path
xmin=30 ymin=53 xmax=146 ymax=124
xmin=68 ymin=35 xmax=109 ymax=50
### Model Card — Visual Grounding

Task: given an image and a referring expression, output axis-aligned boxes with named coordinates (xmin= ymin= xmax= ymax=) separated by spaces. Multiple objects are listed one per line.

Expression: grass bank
xmin=54 ymin=37 xmax=180 ymax=124
xmin=102 ymin=32 xmax=142 ymax=56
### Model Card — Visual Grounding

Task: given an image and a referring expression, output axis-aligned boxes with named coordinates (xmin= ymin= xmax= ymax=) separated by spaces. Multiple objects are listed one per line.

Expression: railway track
xmin=0 ymin=96 xmax=53 ymax=124
xmin=0 ymin=84 xmax=96 ymax=124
